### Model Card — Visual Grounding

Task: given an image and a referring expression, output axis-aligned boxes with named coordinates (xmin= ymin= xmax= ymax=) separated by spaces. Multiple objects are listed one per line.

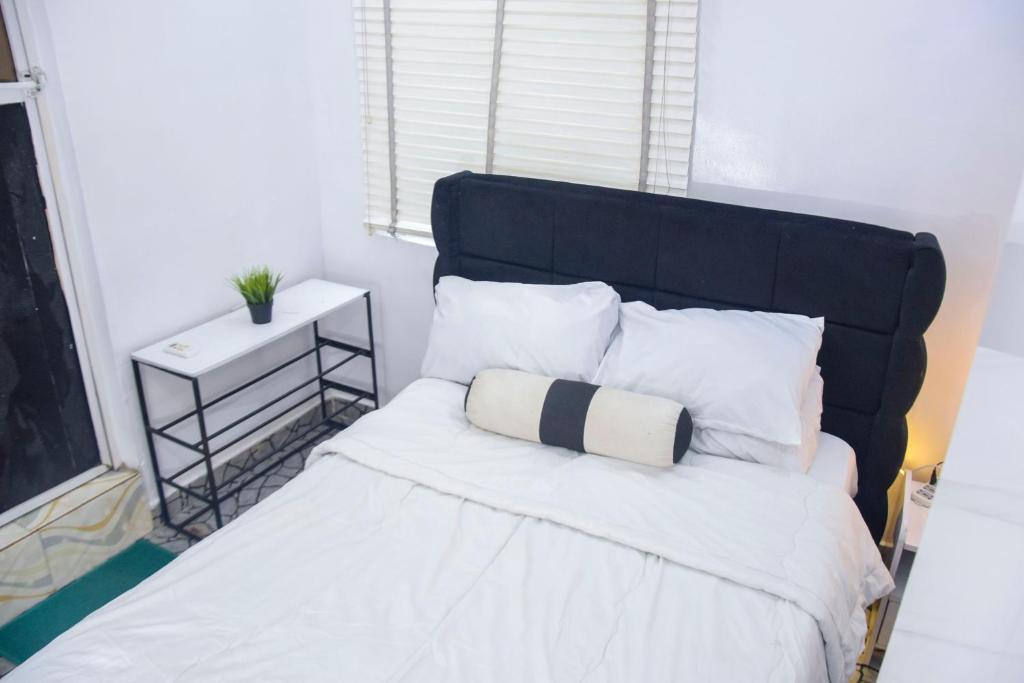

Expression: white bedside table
xmin=897 ymin=471 xmax=934 ymax=557
xmin=131 ymin=279 xmax=379 ymax=540
xmin=866 ymin=466 xmax=934 ymax=656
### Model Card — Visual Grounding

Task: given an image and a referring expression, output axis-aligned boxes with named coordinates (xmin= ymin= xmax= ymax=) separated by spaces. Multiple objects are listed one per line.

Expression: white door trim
xmin=1 ymin=0 xmax=115 ymax=467
xmin=0 ymin=79 xmax=37 ymax=105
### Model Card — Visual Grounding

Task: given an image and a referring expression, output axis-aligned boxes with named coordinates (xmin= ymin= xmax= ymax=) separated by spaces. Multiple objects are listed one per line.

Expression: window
xmin=355 ymin=0 xmax=698 ymax=237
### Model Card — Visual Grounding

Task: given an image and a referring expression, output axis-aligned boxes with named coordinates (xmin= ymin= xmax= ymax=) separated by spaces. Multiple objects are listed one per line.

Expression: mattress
xmin=9 ymin=379 xmax=889 ymax=683
xmin=808 ymin=432 xmax=859 ymax=497
xmin=685 ymin=431 xmax=858 ymax=497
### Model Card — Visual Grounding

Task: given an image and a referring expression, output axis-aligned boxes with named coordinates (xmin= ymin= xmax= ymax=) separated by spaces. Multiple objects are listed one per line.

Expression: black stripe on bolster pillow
xmin=465 ymin=368 xmax=693 ymax=467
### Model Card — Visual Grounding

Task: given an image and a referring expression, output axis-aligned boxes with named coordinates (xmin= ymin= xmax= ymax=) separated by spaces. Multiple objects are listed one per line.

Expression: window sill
xmin=368 ymin=227 xmax=435 ymax=249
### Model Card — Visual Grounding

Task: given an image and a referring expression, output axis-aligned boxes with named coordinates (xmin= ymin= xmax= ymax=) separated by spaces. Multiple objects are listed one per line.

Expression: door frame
xmin=0 ymin=1 xmax=114 ymax=478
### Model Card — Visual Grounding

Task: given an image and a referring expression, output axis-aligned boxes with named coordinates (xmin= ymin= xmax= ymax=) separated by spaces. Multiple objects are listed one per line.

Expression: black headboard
xmin=430 ymin=171 xmax=945 ymax=541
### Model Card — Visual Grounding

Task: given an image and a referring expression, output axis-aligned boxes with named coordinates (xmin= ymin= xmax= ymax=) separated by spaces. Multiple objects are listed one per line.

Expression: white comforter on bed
xmin=10 ymin=379 xmax=890 ymax=682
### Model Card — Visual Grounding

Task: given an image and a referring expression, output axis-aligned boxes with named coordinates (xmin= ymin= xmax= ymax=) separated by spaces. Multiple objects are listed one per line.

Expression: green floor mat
xmin=0 ymin=539 xmax=175 ymax=664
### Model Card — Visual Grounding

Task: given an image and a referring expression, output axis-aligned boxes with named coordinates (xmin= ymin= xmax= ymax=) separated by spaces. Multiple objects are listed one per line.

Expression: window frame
xmin=354 ymin=0 xmax=700 ymax=239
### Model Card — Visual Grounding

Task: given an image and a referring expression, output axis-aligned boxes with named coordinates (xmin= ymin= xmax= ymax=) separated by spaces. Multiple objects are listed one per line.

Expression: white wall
xmin=38 ymin=0 xmax=327 ymax=492
xmin=686 ymin=0 xmax=1024 ymax=468
xmin=303 ymin=0 xmax=437 ymax=404
xmin=310 ymin=0 xmax=1024 ymax=469
xmin=980 ymin=178 xmax=1024 ymax=356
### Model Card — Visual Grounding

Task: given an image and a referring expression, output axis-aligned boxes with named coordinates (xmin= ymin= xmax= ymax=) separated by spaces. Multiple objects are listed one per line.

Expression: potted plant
xmin=230 ymin=266 xmax=284 ymax=325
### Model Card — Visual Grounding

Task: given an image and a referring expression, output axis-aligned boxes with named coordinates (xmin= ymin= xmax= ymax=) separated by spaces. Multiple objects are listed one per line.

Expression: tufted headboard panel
xmin=430 ymin=171 xmax=945 ymax=541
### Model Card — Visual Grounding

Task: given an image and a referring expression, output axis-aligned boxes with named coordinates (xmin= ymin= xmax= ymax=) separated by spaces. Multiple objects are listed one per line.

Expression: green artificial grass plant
xmin=229 ymin=266 xmax=284 ymax=305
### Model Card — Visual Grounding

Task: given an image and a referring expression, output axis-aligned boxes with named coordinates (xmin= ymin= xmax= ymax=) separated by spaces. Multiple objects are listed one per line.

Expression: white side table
xmin=866 ymin=466 xmax=934 ymax=656
xmin=131 ymin=279 xmax=379 ymax=539
xmin=897 ymin=470 xmax=933 ymax=558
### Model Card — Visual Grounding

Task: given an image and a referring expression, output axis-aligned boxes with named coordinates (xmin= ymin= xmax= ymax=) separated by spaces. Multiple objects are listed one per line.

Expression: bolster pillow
xmin=465 ymin=368 xmax=693 ymax=467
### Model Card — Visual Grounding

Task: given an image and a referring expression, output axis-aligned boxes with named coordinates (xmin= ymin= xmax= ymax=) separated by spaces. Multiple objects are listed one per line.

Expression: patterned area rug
xmin=147 ymin=400 xmax=367 ymax=554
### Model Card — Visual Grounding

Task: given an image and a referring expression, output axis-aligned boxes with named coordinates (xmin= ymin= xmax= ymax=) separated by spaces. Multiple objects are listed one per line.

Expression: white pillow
xmin=593 ymin=302 xmax=824 ymax=445
xmin=690 ymin=368 xmax=824 ymax=472
xmin=420 ymin=277 xmax=621 ymax=385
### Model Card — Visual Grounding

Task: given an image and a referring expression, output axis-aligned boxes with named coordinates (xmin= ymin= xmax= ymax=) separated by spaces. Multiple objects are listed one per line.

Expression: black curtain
xmin=0 ymin=103 xmax=101 ymax=512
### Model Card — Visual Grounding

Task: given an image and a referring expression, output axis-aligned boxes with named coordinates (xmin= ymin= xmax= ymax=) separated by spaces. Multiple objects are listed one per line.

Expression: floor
xmin=854 ymin=652 xmax=883 ymax=683
xmin=0 ymin=469 xmax=150 ymax=627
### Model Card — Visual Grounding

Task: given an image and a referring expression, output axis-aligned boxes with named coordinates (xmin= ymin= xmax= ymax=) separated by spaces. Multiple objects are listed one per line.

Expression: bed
xmin=9 ymin=173 xmax=945 ymax=682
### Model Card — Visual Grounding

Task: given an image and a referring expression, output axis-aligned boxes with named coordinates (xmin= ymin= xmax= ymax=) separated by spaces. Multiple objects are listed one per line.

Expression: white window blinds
xmin=355 ymin=0 xmax=698 ymax=237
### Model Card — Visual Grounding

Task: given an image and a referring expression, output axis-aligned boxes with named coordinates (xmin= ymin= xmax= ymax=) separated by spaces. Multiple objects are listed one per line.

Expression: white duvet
xmin=10 ymin=379 xmax=891 ymax=682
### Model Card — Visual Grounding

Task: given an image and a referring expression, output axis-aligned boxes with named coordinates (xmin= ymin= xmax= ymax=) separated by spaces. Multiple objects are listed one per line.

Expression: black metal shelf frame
xmin=132 ymin=292 xmax=379 ymax=541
